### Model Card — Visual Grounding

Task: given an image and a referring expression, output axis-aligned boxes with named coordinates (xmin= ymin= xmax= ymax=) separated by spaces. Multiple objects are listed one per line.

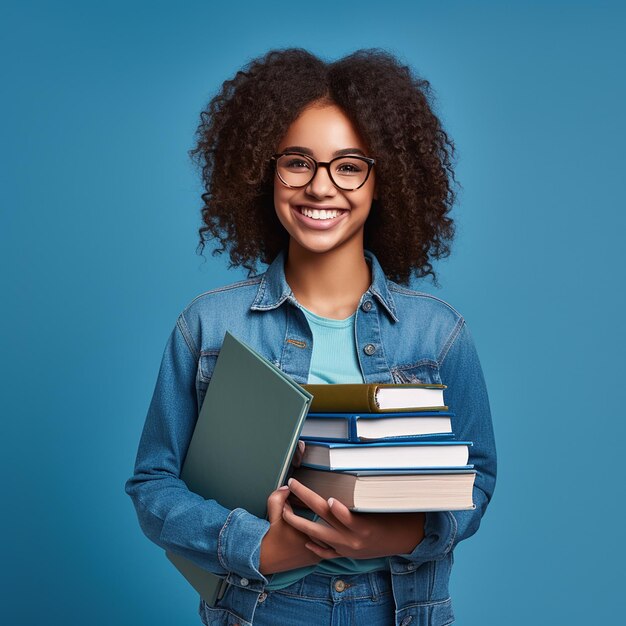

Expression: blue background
xmin=2 ymin=1 xmax=625 ymax=624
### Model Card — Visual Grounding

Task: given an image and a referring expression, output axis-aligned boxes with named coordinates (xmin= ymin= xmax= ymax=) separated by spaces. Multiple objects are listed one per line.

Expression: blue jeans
xmin=199 ymin=571 xmax=396 ymax=626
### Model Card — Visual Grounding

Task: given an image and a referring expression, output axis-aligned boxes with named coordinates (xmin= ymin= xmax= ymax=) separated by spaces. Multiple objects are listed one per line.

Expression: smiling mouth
xmin=297 ymin=206 xmax=347 ymax=220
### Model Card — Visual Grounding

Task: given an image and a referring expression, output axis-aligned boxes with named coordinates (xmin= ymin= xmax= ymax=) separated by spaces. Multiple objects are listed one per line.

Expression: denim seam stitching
xmin=217 ymin=507 xmax=239 ymax=571
xmin=203 ymin=605 xmax=253 ymax=626
xmin=393 ymin=359 xmax=440 ymax=371
xmin=198 ymin=350 xmax=220 ymax=383
xmin=369 ymin=285 xmax=398 ymax=321
xmin=399 ymin=596 xmax=452 ymax=609
xmin=177 ymin=313 xmax=199 ymax=361
xmin=273 ymin=589 xmax=392 ymax=601
xmin=437 ymin=318 xmax=465 ymax=366
xmin=183 ymin=277 xmax=263 ymax=312
xmin=443 ymin=511 xmax=457 ymax=555
xmin=387 ymin=285 xmax=463 ymax=318
xmin=253 ymin=298 xmax=291 ymax=311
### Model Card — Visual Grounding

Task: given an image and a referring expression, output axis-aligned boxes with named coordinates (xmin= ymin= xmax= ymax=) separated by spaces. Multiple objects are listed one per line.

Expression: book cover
xmin=300 ymin=410 xmax=454 ymax=442
xmin=166 ymin=331 xmax=312 ymax=606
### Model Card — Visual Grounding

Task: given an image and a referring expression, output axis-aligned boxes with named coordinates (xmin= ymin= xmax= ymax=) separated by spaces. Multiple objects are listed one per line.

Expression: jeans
xmin=199 ymin=571 xmax=396 ymax=626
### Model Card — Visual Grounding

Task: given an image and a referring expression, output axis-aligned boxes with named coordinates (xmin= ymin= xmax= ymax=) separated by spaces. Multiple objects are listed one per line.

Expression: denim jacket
xmin=125 ymin=250 xmax=497 ymax=626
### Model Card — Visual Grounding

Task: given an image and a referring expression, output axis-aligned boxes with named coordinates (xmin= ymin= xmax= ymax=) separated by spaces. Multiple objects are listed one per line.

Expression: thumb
xmin=266 ymin=485 xmax=290 ymax=523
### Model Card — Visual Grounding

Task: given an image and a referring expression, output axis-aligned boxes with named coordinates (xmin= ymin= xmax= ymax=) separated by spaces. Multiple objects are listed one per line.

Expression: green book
xmin=302 ymin=382 xmax=447 ymax=413
xmin=166 ymin=331 xmax=312 ymax=606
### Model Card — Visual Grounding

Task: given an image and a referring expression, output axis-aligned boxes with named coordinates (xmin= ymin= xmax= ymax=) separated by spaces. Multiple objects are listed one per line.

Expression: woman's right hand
xmin=259 ymin=485 xmax=322 ymax=575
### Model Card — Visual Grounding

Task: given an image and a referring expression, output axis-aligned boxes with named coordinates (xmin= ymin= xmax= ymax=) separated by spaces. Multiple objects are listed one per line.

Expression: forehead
xmin=277 ymin=104 xmax=367 ymax=156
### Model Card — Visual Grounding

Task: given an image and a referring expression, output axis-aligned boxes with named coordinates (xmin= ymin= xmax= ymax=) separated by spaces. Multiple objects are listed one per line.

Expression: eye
xmin=337 ymin=163 xmax=362 ymax=172
xmin=283 ymin=157 xmax=312 ymax=170
xmin=335 ymin=159 xmax=365 ymax=175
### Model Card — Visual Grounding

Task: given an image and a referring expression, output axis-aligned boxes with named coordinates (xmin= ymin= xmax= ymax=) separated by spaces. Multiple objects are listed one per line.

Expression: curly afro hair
xmin=190 ymin=48 xmax=457 ymax=285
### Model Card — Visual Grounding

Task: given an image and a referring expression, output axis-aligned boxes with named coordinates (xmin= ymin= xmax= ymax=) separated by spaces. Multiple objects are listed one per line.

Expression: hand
xmin=259 ymin=485 xmax=322 ymax=575
xmin=283 ymin=478 xmax=425 ymax=560
xmin=291 ymin=440 xmax=306 ymax=468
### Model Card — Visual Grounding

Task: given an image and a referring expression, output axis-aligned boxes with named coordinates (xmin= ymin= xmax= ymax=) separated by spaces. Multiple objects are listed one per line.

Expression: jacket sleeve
xmin=124 ymin=314 xmax=270 ymax=590
xmin=397 ymin=318 xmax=497 ymax=565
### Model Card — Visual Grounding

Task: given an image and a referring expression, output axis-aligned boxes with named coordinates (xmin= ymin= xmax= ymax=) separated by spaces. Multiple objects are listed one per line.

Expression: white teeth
xmin=299 ymin=207 xmax=341 ymax=220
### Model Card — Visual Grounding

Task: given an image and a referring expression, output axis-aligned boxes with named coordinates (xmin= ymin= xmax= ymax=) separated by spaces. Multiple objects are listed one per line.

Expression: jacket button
xmin=362 ymin=300 xmax=373 ymax=312
xmin=400 ymin=617 xmax=413 ymax=626
xmin=363 ymin=343 xmax=376 ymax=356
xmin=407 ymin=562 xmax=416 ymax=571
xmin=334 ymin=579 xmax=347 ymax=592
xmin=258 ymin=592 xmax=267 ymax=603
xmin=240 ymin=578 xmax=249 ymax=587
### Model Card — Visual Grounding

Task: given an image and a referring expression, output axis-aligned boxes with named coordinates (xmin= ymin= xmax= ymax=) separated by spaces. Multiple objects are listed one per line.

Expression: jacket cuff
xmin=217 ymin=508 xmax=270 ymax=590
xmin=391 ymin=511 xmax=457 ymax=570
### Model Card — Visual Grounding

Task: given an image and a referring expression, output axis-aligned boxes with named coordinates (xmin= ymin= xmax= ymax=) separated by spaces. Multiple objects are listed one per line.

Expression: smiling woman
xmin=125 ymin=48 xmax=496 ymax=626
xmin=272 ymin=103 xmax=376 ymax=258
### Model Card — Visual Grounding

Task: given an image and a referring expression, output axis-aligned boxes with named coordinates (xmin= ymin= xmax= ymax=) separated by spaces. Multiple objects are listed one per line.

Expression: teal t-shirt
xmin=266 ymin=304 xmax=389 ymax=590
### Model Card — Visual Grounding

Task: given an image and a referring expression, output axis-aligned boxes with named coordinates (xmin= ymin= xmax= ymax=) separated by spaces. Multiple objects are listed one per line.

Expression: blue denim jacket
xmin=125 ymin=250 xmax=497 ymax=626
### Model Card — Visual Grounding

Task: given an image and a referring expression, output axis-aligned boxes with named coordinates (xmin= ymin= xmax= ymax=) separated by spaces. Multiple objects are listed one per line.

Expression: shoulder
xmin=182 ymin=275 xmax=263 ymax=315
xmin=174 ymin=274 xmax=265 ymax=356
xmin=384 ymin=280 xmax=468 ymax=365
xmin=387 ymin=280 xmax=464 ymax=325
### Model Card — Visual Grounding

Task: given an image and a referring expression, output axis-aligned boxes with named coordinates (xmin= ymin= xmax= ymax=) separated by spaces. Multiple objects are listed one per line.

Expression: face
xmin=273 ymin=103 xmax=376 ymax=256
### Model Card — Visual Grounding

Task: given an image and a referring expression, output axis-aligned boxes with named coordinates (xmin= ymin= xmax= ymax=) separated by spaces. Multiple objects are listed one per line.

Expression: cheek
xmin=273 ymin=187 xmax=294 ymax=231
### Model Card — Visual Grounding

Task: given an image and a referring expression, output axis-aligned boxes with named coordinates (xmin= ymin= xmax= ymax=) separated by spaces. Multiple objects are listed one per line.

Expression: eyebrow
xmin=281 ymin=146 xmax=366 ymax=157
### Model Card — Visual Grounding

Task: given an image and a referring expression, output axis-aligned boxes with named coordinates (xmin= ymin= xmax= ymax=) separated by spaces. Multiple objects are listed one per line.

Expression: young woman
xmin=126 ymin=48 xmax=497 ymax=626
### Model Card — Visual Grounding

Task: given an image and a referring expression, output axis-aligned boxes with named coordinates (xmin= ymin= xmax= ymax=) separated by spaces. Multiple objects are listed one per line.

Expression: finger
xmin=305 ymin=542 xmax=341 ymax=560
xmin=286 ymin=492 xmax=308 ymax=509
xmin=266 ymin=485 xmax=290 ymax=523
xmin=282 ymin=500 xmax=333 ymax=537
xmin=326 ymin=497 xmax=357 ymax=528
xmin=282 ymin=500 xmax=339 ymax=545
xmin=287 ymin=478 xmax=339 ymax=526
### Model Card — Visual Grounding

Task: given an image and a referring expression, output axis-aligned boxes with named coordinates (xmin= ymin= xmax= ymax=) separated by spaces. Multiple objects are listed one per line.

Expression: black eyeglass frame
xmin=270 ymin=152 xmax=376 ymax=191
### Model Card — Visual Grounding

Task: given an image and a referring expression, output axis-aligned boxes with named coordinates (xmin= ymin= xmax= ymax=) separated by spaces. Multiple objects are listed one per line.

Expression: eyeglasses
xmin=271 ymin=152 xmax=375 ymax=191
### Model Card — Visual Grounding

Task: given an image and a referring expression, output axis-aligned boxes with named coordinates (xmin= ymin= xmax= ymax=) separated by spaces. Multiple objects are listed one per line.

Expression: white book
xmin=301 ymin=440 xmax=471 ymax=471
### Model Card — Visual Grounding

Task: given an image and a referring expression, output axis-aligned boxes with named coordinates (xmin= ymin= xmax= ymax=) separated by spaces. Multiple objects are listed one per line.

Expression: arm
xmin=124 ymin=315 xmax=270 ymax=589
xmin=396 ymin=319 xmax=497 ymax=566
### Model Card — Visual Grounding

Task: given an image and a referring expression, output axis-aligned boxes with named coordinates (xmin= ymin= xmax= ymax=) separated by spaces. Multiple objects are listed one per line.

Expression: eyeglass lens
xmin=275 ymin=154 xmax=370 ymax=190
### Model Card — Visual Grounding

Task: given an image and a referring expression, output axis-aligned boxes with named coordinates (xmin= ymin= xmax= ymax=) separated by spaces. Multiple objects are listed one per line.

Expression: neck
xmin=285 ymin=240 xmax=371 ymax=319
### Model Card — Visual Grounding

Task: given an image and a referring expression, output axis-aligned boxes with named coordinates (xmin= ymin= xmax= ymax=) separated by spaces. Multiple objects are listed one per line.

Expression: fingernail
xmin=298 ymin=441 xmax=305 ymax=452
xmin=278 ymin=485 xmax=289 ymax=491
xmin=328 ymin=498 xmax=334 ymax=507
xmin=288 ymin=478 xmax=293 ymax=487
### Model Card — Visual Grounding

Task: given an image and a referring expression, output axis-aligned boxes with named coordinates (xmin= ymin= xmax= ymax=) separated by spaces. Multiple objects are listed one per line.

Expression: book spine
xmin=368 ymin=386 xmax=379 ymax=412
xmin=348 ymin=416 xmax=358 ymax=443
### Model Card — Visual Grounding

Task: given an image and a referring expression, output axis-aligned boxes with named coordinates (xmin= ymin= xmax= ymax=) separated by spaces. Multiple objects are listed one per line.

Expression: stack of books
xmin=293 ymin=383 xmax=476 ymax=512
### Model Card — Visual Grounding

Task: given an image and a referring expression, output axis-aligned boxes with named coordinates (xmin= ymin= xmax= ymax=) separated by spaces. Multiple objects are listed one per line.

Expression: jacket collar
xmin=250 ymin=249 xmax=398 ymax=322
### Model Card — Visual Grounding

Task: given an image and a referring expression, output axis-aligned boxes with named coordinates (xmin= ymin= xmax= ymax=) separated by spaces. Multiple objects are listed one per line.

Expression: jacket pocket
xmin=391 ymin=360 xmax=442 ymax=386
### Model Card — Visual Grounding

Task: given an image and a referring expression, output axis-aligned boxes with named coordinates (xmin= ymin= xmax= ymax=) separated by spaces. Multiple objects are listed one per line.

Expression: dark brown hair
xmin=190 ymin=48 xmax=456 ymax=284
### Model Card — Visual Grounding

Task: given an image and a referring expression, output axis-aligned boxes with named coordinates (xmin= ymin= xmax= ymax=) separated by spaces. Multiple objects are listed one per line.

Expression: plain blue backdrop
xmin=2 ymin=1 xmax=625 ymax=624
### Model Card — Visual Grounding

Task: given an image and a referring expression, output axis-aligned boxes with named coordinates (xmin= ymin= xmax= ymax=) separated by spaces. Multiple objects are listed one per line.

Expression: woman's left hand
xmin=283 ymin=478 xmax=425 ymax=560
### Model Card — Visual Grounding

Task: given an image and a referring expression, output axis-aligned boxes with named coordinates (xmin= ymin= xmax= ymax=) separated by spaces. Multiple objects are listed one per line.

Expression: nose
xmin=305 ymin=163 xmax=337 ymax=198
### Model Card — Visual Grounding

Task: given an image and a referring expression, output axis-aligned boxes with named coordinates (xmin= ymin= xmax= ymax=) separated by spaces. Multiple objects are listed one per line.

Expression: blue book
xmin=300 ymin=440 xmax=472 ymax=471
xmin=300 ymin=411 xmax=454 ymax=443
